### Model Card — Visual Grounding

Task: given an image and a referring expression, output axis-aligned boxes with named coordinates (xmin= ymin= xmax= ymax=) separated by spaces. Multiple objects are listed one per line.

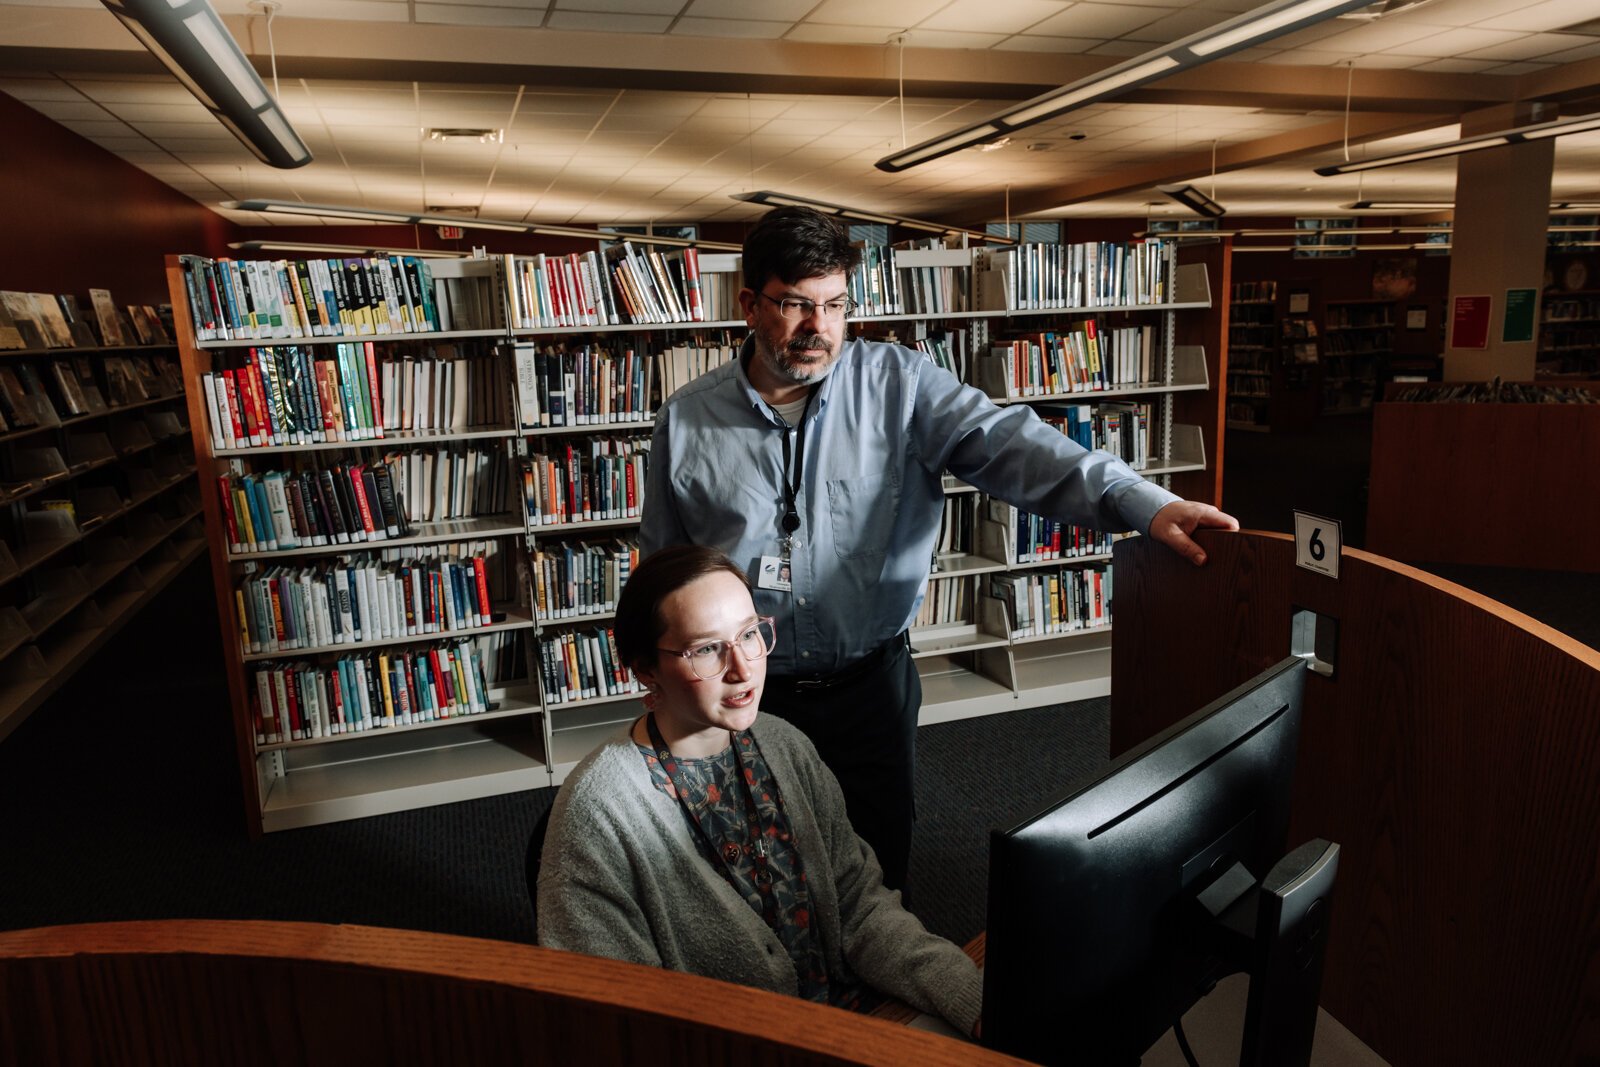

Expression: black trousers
xmin=761 ymin=635 xmax=920 ymax=897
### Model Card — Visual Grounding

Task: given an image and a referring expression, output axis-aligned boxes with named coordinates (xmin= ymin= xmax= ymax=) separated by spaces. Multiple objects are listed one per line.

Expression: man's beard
xmin=758 ymin=327 xmax=837 ymax=386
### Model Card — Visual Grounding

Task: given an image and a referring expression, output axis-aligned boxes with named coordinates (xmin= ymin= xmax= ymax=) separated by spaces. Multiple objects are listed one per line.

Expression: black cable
xmin=1173 ymin=1017 xmax=1202 ymax=1067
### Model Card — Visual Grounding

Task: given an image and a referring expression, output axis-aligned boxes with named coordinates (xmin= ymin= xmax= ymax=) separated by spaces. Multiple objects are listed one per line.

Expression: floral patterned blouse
xmin=638 ymin=730 xmax=875 ymax=1011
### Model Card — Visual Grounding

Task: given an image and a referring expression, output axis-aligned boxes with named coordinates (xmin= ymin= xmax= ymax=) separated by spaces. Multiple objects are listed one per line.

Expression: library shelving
xmin=1321 ymin=298 xmax=1392 ymax=415
xmin=1226 ymin=280 xmax=1278 ymax=432
xmin=0 ymin=334 xmax=203 ymax=743
xmin=1538 ymin=290 xmax=1600 ymax=378
xmin=171 ymin=238 xmax=1226 ymax=830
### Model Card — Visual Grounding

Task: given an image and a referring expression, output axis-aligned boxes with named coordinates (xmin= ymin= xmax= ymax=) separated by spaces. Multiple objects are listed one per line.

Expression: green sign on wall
xmin=1504 ymin=288 xmax=1538 ymax=343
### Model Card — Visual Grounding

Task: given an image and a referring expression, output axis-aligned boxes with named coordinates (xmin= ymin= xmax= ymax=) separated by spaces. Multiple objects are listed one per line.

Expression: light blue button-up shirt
xmin=639 ymin=336 xmax=1178 ymax=676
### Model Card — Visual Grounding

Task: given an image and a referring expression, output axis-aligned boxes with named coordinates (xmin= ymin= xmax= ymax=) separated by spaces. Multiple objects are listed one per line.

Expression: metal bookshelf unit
xmin=170 ymin=240 xmax=1225 ymax=829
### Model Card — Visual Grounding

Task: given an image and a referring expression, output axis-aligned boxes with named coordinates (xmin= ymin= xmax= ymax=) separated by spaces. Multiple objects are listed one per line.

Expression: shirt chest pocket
xmin=825 ymin=473 xmax=901 ymax=561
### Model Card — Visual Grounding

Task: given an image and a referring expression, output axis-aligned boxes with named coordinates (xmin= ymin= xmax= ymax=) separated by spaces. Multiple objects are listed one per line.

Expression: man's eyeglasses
xmin=659 ymin=617 xmax=777 ymax=679
xmin=757 ymin=291 xmax=857 ymax=322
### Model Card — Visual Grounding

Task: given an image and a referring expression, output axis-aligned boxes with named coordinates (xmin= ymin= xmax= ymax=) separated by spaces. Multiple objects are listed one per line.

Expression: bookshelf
xmin=1320 ymin=298 xmax=1392 ymax=415
xmin=171 ymin=239 xmax=1226 ymax=828
xmin=0 ymin=333 xmax=203 ymax=743
xmin=1537 ymin=290 xmax=1600 ymax=377
xmin=1226 ymin=280 xmax=1277 ymax=432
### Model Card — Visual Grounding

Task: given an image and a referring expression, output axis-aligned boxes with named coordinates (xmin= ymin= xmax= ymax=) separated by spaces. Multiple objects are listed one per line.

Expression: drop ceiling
xmin=1 ymin=0 xmax=1598 ymax=228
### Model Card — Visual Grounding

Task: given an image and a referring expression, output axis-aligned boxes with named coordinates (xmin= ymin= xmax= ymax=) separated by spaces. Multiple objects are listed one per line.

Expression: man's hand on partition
xmin=1148 ymin=501 xmax=1239 ymax=566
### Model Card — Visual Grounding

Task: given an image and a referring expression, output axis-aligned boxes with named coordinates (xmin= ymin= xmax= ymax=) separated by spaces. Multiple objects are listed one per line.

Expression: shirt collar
xmin=735 ymin=334 xmax=839 ymax=426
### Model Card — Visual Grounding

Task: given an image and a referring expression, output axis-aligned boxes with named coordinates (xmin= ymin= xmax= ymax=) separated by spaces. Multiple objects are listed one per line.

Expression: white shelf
xmin=255 ymin=690 xmax=543 ymax=753
xmin=228 ymin=513 xmax=526 ymax=562
xmin=916 ymin=656 xmax=1017 ymax=724
xmin=241 ymin=606 xmax=535 ymax=662
xmin=909 ymin=623 xmax=1009 ymax=658
xmin=213 ymin=426 xmax=520 ymax=457
xmin=260 ymin=718 xmax=549 ymax=831
xmin=1010 ymin=630 xmax=1114 ymax=706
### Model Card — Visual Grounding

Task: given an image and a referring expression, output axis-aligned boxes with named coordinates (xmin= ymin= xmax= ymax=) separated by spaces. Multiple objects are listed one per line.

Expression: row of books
xmin=913 ymin=576 xmax=971 ymax=628
xmin=846 ymin=245 xmax=906 ymax=317
xmin=523 ymin=438 xmax=649 ymax=527
xmin=179 ymin=255 xmax=444 ymax=343
xmin=530 ymin=538 xmax=638 ymax=620
xmin=503 ymin=244 xmax=717 ymax=330
xmin=989 ymin=564 xmax=1112 ymax=639
xmin=909 ymin=329 xmax=970 ymax=382
xmin=220 ymin=445 xmax=515 ymax=552
xmin=250 ymin=640 xmax=495 ymax=744
xmin=975 ymin=239 xmax=1171 ymax=311
xmin=897 ymin=240 xmax=972 ymax=316
xmin=536 ymin=625 xmax=641 ymax=706
xmin=511 ymin=342 xmax=656 ymax=428
xmin=219 ymin=463 xmax=409 ymax=554
xmin=1038 ymin=401 xmax=1154 ymax=471
xmin=236 ymin=551 xmax=501 ymax=655
xmin=2 ymin=289 xmax=172 ymax=351
xmin=200 ymin=343 xmax=508 ymax=451
xmin=656 ymin=338 xmax=738 ymax=404
xmin=933 ymin=494 xmax=976 ymax=559
xmin=977 ymin=321 xmax=1158 ymax=398
xmin=984 ymin=497 xmax=1117 ymax=565
xmin=1231 ymin=280 xmax=1279 ymax=303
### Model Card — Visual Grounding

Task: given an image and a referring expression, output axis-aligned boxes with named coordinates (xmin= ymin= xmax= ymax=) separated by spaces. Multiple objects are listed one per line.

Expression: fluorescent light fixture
xmin=229 ymin=241 xmax=470 ymax=259
xmin=730 ymin=190 xmax=1016 ymax=244
xmin=1318 ymin=110 xmax=1600 ymax=176
xmin=1349 ymin=200 xmax=1600 ymax=212
xmin=876 ymin=0 xmax=1376 ymax=172
xmin=100 ymin=0 xmax=311 ymax=168
xmin=1190 ymin=0 xmax=1355 ymax=54
xmin=222 ymin=198 xmax=744 ymax=250
xmin=1158 ymin=183 xmax=1226 ymax=218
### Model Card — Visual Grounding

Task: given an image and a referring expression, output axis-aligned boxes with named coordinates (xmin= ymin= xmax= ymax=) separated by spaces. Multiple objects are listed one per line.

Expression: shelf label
xmin=1294 ymin=511 xmax=1342 ymax=580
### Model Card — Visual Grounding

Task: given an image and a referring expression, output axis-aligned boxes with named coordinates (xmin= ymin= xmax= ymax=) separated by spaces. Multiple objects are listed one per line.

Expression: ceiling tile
xmin=804 ymin=0 xmax=949 ymax=27
xmin=1123 ymin=7 xmax=1233 ymax=42
xmin=671 ymin=17 xmax=790 ymax=37
xmin=1393 ymin=25 xmax=1528 ymax=56
xmin=916 ymin=0 xmax=1076 ymax=34
xmin=1476 ymin=0 xmax=1600 ymax=32
xmin=1028 ymin=3 xmax=1169 ymax=38
xmin=783 ymin=24 xmax=907 ymax=43
xmin=992 ymin=34 xmax=1100 ymax=51
xmin=1460 ymin=31 xmax=1599 ymax=60
xmin=682 ymin=0 xmax=814 ymax=17
xmin=416 ymin=4 xmax=550 ymax=26
xmin=1412 ymin=57 xmax=1506 ymax=72
xmin=544 ymin=10 xmax=674 ymax=30
xmin=900 ymin=28 xmax=1010 ymax=48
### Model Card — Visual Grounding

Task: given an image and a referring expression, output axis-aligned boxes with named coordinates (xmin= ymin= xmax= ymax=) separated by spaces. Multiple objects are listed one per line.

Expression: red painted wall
xmin=0 ymin=90 xmax=236 ymax=304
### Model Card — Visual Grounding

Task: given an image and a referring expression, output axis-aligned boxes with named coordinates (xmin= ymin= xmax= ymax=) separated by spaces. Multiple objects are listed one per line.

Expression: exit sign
xmin=437 ymin=225 xmax=464 ymax=239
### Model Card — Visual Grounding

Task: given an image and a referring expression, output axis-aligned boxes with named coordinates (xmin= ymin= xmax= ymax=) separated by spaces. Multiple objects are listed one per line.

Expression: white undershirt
xmin=770 ymin=394 xmax=809 ymax=426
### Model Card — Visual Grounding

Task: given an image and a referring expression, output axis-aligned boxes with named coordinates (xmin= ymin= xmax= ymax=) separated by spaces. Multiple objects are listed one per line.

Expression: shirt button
xmin=801 ymin=651 xmax=811 ymax=658
xmin=796 ymin=596 xmax=806 ymax=605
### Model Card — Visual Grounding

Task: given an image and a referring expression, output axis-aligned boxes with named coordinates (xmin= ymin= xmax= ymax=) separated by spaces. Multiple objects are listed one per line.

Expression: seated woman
xmin=536 ymin=544 xmax=982 ymax=1035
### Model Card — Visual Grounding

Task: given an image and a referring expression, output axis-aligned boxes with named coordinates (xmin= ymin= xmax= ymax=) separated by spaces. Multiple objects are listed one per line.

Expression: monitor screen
xmin=982 ymin=655 xmax=1313 ymax=1066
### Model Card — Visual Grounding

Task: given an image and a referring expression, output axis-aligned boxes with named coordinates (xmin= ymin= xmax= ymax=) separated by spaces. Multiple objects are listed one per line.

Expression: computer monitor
xmin=981 ymin=655 xmax=1339 ymax=1067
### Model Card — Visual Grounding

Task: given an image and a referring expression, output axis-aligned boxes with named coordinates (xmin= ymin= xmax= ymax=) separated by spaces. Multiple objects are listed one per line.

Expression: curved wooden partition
xmin=0 ymin=921 xmax=1022 ymax=1067
xmin=1109 ymin=530 xmax=1600 ymax=1067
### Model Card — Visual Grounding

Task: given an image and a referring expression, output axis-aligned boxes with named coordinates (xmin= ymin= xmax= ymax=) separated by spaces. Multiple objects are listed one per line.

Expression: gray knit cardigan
xmin=535 ymin=714 xmax=984 ymax=1035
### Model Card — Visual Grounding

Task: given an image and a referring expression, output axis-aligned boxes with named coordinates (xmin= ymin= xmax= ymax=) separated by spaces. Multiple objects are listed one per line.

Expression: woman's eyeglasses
xmin=660 ymin=617 xmax=777 ymax=679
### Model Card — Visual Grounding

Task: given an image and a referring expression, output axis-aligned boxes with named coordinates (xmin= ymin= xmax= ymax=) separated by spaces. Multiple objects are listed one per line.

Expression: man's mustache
xmin=787 ymin=334 xmax=832 ymax=353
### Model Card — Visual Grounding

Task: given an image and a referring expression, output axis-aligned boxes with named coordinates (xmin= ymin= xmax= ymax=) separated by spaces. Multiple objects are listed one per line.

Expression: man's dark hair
xmin=614 ymin=544 xmax=751 ymax=672
xmin=742 ymin=206 xmax=862 ymax=291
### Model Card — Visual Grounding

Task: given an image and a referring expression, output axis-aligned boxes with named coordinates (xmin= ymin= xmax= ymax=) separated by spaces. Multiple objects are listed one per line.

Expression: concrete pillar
xmin=1444 ymin=102 xmax=1554 ymax=382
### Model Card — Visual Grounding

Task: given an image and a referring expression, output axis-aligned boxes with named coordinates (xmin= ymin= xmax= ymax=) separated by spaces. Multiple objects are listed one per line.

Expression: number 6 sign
xmin=1294 ymin=511 xmax=1342 ymax=579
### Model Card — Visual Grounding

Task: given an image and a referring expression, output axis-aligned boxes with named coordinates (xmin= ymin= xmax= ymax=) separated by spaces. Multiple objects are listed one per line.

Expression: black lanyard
xmin=777 ymin=389 xmax=816 ymax=536
xmin=646 ymin=713 xmax=780 ymax=929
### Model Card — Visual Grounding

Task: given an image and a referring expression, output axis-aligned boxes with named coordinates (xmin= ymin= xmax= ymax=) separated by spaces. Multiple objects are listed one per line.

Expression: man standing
xmin=640 ymin=206 xmax=1236 ymax=893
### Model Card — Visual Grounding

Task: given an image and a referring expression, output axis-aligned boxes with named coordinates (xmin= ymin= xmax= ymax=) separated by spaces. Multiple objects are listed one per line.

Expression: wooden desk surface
xmin=0 ymin=920 xmax=1026 ymax=1067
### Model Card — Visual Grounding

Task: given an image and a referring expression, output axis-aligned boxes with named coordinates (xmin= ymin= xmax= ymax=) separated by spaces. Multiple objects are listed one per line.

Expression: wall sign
xmin=1450 ymin=294 xmax=1492 ymax=350
xmin=1503 ymin=288 xmax=1537 ymax=343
